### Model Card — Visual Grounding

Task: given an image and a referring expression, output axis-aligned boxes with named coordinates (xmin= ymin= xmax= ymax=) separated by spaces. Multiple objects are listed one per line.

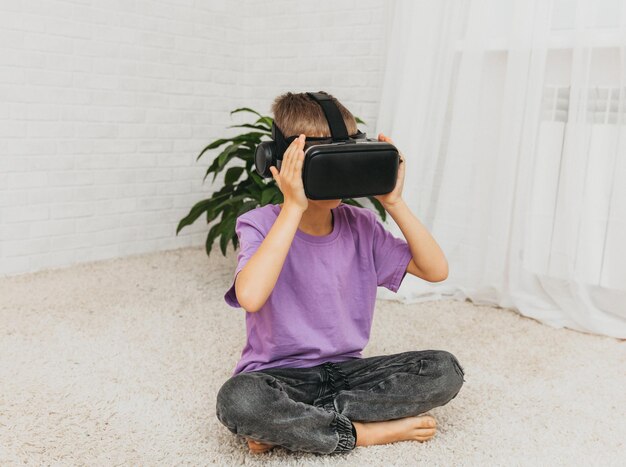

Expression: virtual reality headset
xmin=254 ymin=91 xmax=400 ymax=200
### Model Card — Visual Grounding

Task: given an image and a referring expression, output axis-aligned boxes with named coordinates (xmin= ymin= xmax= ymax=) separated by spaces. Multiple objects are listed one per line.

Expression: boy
xmin=216 ymin=91 xmax=464 ymax=455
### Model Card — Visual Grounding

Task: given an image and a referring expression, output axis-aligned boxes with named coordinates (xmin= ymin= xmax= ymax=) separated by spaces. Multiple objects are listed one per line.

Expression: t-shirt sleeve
xmin=224 ymin=215 xmax=266 ymax=308
xmin=371 ymin=213 xmax=413 ymax=292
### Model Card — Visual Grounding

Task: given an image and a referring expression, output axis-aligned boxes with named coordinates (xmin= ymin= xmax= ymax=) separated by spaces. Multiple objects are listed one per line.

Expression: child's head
xmin=272 ymin=91 xmax=358 ymax=210
xmin=271 ymin=91 xmax=357 ymax=210
xmin=271 ymin=91 xmax=358 ymax=138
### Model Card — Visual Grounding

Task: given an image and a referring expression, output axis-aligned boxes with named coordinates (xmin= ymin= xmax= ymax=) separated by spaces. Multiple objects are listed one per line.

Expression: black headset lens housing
xmin=254 ymin=92 xmax=400 ymax=200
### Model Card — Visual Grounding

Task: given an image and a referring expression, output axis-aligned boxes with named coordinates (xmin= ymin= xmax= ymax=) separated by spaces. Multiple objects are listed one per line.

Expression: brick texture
xmin=0 ymin=0 xmax=389 ymax=276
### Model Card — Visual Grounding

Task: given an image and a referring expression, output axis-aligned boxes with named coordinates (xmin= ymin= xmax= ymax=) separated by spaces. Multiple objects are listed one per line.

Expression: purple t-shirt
xmin=224 ymin=202 xmax=413 ymax=375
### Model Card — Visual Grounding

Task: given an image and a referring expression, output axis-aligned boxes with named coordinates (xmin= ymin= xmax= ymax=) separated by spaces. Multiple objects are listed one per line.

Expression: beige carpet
xmin=0 ymin=246 xmax=624 ymax=466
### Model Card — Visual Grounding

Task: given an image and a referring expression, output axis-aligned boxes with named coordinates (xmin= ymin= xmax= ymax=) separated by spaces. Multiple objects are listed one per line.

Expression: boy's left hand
xmin=374 ymin=133 xmax=405 ymax=208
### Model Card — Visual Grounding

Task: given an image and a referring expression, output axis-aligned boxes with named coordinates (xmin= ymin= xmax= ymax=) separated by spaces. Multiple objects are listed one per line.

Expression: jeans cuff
xmin=331 ymin=413 xmax=356 ymax=453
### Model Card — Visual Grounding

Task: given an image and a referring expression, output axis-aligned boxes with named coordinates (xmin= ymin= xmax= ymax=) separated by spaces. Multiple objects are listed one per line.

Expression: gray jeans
xmin=216 ymin=349 xmax=465 ymax=455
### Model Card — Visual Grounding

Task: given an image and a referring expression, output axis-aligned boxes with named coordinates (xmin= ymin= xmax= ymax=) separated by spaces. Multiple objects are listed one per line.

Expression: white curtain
xmin=376 ymin=0 xmax=626 ymax=338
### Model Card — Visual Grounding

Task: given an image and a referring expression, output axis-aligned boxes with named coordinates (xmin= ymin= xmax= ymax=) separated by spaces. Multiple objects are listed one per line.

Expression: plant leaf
xmin=247 ymin=186 xmax=263 ymax=202
xmin=224 ymin=166 xmax=245 ymax=185
xmin=205 ymin=223 xmax=222 ymax=257
xmin=213 ymin=194 xmax=250 ymax=212
xmin=203 ymin=155 xmax=221 ymax=179
xmin=217 ymin=143 xmax=243 ymax=167
xmin=195 ymin=140 xmax=226 ymax=163
xmin=178 ymin=188 xmax=241 ymax=234
xmin=219 ymin=214 xmax=237 ymax=256
xmin=231 ymin=107 xmax=263 ymax=118
xmin=227 ymin=123 xmax=271 ymax=132
xmin=196 ymin=132 xmax=265 ymax=163
xmin=197 ymin=138 xmax=231 ymax=157
xmin=255 ymin=116 xmax=273 ymax=129
xmin=176 ymin=198 xmax=215 ymax=235
xmin=249 ymin=171 xmax=267 ymax=189
xmin=203 ymin=144 xmax=244 ymax=183
xmin=184 ymin=107 xmax=280 ymax=257
xmin=272 ymin=190 xmax=284 ymax=204
xmin=232 ymin=132 xmax=267 ymax=144
xmin=367 ymin=196 xmax=387 ymax=221
xmin=260 ymin=187 xmax=277 ymax=205
xmin=342 ymin=198 xmax=364 ymax=209
xmin=237 ymin=200 xmax=259 ymax=216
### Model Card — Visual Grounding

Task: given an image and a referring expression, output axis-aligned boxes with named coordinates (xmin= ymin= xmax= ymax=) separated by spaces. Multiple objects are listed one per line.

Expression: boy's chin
xmin=308 ymin=199 xmax=342 ymax=209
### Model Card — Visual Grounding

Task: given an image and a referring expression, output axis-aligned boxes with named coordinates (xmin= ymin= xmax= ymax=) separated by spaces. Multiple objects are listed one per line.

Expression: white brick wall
xmin=0 ymin=0 xmax=390 ymax=276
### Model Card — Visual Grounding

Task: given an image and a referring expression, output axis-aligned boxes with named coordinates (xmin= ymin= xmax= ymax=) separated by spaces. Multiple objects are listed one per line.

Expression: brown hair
xmin=271 ymin=91 xmax=358 ymax=138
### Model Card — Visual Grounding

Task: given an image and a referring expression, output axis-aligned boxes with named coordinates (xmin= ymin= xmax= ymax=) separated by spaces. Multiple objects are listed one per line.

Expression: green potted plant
xmin=176 ymin=107 xmax=388 ymax=256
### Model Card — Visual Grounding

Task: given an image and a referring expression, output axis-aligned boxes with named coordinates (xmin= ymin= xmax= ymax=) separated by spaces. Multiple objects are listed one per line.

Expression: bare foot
xmin=352 ymin=414 xmax=437 ymax=447
xmin=247 ymin=438 xmax=276 ymax=454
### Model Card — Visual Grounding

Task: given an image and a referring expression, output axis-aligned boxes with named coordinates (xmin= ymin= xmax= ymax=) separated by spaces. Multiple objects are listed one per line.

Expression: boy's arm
xmin=375 ymin=132 xmax=448 ymax=283
xmin=383 ymin=199 xmax=448 ymax=282
xmin=235 ymin=134 xmax=308 ymax=312
xmin=235 ymin=204 xmax=302 ymax=312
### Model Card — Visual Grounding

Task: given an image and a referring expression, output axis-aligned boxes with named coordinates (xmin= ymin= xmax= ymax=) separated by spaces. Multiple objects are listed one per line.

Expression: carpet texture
xmin=0 ymin=246 xmax=624 ymax=466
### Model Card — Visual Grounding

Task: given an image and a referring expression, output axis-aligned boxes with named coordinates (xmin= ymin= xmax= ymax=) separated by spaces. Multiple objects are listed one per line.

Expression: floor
xmin=0 ymin=246 xmax=624 ymax=466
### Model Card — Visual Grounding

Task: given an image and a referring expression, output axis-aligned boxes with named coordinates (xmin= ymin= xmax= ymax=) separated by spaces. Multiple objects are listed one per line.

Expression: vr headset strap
xmin=271 ymin=121 xmax=289 ymax=160
xmin=306 ymin=92 xmax=349 ymax=142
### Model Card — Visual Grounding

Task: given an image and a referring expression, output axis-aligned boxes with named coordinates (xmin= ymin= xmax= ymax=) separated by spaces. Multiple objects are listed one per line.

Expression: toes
xmin=415 ymin=430 xmax=436 ymax=442
xmin=247 ymin=439 xmax=275 ymax=453
xmin=248 ymin=439 xmax=269 ymax=446
xmin=249 ymin=446 xmax=272 ymax=454
xmin=416 ymin=415 xmax=437 ymax=428
xmin=416 ymin=436 xmax=434 ymax=442
xmin=413 ymin=419 xmax=437 ymax=442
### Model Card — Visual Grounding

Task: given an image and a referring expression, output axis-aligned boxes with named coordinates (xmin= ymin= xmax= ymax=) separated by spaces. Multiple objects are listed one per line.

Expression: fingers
xmin=281 ymin=135 xmax=300 ymax=178
xmin=283 ymin=134 xmax=304 ymax=180
xmin=378 ymin=132 xmax=404 ymax=165
xmin=294 ymin=145 xmax=304 ymax=175
xmin=291 ymin=135 xmax=305 ymax=176
xmin=271 ymin=135 xmax=304 ymax=192
xmin=284 ymin=141 xmax=295 ymax=179
xmin=282 ymin=141 xmax=294 ymax=177
xmin=378 ymin=132 xmax=394 ymax=144
xmin=269 ymin=166 xmax=280 ymax=188
xmin=291 ymin=135 xmax=304 ymax=178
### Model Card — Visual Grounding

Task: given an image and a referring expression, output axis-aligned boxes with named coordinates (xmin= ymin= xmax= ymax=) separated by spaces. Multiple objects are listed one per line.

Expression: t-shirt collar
xmin=271 ymin=203 xmax=343 ymax=244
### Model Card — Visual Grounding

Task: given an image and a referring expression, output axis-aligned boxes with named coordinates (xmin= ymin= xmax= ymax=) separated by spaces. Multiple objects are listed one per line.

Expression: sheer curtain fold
xmin=376 ymin=0 xmax=626 ymax=338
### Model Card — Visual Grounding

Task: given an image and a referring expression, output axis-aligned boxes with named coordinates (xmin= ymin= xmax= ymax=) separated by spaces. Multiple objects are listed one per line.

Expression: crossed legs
xmin=216 ymin=350 xmax=465 ymax=454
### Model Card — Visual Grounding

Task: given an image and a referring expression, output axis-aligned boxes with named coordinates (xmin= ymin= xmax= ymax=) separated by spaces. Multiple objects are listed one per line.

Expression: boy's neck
xmin=278 ymin=203 xmax=334 ymax=236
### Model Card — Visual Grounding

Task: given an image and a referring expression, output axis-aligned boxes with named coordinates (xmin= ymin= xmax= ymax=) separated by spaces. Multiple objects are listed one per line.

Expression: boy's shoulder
xmin=236 ymin=203 xmax=277 ymax=233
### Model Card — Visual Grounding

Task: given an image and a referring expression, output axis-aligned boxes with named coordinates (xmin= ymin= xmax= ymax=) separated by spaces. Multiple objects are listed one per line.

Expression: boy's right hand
xmin=269 ymin=134 xmax=308 ymax=212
